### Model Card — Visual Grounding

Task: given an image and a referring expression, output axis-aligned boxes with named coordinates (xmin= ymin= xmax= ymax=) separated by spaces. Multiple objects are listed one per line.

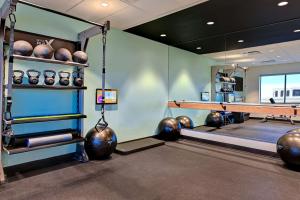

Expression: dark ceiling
xmin=126 ymin=0 xmax=300 ymax=54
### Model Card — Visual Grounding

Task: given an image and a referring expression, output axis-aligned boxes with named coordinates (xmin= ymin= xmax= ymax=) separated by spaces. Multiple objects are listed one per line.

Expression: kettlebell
xmin=27 ymin=69 xmax=41 ymax=85
xmin=73 ymin=71 xmax=83 ymax=87
xmin=13 ymin=70 xmax=25 ymax=84
xmin=59 ymin=71 xmax=70 ymax=86
xmin=44 ymin=70 xmax=56 ymax=85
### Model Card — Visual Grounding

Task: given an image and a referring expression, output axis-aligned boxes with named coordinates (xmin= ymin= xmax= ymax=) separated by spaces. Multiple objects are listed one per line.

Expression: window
xmin=260 ymin=73 xmax=300 ymax=103
xmin=260 ymin=75 xmax=285 ymax=103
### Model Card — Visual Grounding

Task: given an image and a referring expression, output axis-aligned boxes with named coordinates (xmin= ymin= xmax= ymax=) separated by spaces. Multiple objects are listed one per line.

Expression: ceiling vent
xmin=261 ymin=59 xmax=276 ymax=63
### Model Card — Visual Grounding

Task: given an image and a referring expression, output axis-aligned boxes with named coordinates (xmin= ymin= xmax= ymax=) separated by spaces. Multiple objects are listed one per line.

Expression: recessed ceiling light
xmin=277 ymin=55 xmax=281 ymax=58
xmin=294 ymin=29 xmax=300 ymax=33
xmin=196 ymin=47 xmax=202 ymax=50
xmin=238 ymin=40 xmax=244 ymax=43
xmin=207 ymin=21 xmax=215 ymax=25
xmin=278 ymin=1 xmax=288 ymax=6
xmin=101 ymin=2 xmax=109 ymax=7
xmin=160 ymin=34 xmax=167 ymax=37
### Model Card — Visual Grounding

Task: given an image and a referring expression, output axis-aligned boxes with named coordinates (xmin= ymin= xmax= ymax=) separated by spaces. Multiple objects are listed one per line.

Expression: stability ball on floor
xmin=205 ymin=112 xmax=224 ymax=128
xmin=176 ymin=116 xmax=194 ymax=129
xmin=287 ymin=128 xmax=300 ymax=133
xmin=277 ymin=133 xmax=300 ymax=167
xmin=84 ymin=126 xmax=117 ymax=159
xmin=157 ymin=117 xmax=181 ymax=141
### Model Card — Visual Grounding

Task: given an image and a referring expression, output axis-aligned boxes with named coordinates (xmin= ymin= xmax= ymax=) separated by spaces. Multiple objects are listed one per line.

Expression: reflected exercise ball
xmin=176 ymin=116 xmax=194 ymax=129
xmin=13 ymin=40 xmax=33 ymax=56
xmin=84 ymin=126 xmax=117 ymax=159
xmin=157 ymin=117 xmax=181 ymax=141
xmin=206 ymin=112 xmax=224 ymax=128
xmin=73 ymin=51 xmax=88 ymax=64
xmin=277 ymin=133 xmax=300 ymax=167
xmin=33 ymin=44 xmax=54 ymax=59
xmin=55 ymin=48 xmax=72 ymax=61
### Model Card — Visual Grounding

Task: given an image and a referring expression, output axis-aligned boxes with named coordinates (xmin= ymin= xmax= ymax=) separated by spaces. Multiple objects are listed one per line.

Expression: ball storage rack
xmin=0 ymin=0 xmax=110 ymax=183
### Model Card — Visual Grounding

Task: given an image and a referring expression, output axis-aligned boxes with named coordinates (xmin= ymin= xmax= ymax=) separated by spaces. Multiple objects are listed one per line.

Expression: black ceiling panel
xmin=126 ymin=0 xmax=300 ymax=54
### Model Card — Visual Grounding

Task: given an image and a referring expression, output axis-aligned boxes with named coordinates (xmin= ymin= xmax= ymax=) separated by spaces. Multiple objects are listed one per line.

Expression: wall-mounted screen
xmin=201 ymin=92 xmax=210 ymax=101
xmin=96 ymin=89 xmax=118 ymax=105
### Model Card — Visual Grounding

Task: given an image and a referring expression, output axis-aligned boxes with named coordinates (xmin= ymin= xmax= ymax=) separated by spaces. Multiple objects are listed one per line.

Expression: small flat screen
xmin=201 ymin=92 xmax=210 ymax=101
xmin=96 ymin=89 xmax=118 ymax=104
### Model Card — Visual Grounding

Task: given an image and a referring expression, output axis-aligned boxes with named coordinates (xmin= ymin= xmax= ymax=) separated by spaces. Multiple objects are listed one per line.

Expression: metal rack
xmin=0 ymin=0 xmax=110 ymax=183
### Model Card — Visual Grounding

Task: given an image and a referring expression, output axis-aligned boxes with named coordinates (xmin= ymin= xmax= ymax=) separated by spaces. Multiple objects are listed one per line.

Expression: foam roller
xmin=26 ymin=134 xmax=73 ymax=148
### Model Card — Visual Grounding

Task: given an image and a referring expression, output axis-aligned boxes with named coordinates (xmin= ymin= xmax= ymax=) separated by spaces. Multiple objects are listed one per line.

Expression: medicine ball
xmin=13 ymin=40 xmax=33 ymax=56
xmin=277 ymin=133 xmax=300 ymax=167
xmin=33 ymin=44 xmax=54 ymax=59
xmin=84 ymin=126 xmax=117 ymax=159
xmin=157 ymin=117 xmax=181 ymax=141
xmin=176 ymin=116 xmax=194 ymax=129
xmin=73 ymin=51 xmax=88 ymax=64
xmin=206 ymin=112 xmax=224 ymax=128
xmin=55 ymin=48 xmax=72 ymax=62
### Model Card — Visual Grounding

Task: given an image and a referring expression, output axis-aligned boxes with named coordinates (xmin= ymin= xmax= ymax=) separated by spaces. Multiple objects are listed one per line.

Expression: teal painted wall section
xmin=83 ymin=29 xmax=169 ymax=142
xmin=1 ymin=3 xmax=214 ymax=167
xmin=168 ymin=47 xmax=214 ymax=126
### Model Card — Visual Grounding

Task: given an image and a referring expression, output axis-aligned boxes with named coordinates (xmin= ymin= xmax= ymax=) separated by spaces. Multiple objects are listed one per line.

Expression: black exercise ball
xmin=55 ymin=48 xmax=72 ymax=61
xmin=84 ymin=126 xmax=117 ymax=159
xmin=277 ymin=133 xmax=300 ymax=167
xmin=157 ymin=117 xmax=181 ymax=141
xmin=33 ymin=44 xmax=54 ymax=59
xmin=73 ymin=51 xmax=88 ymax=64
xmin=13 ymin=40 xmax=33 ymax=56
xmin=206 ymin=112 xmax=224 ymax=128
xmin=176 ymin=116 xmax=194 ymax=129
xmin=287 ymin=128 xmax=300 ymax=133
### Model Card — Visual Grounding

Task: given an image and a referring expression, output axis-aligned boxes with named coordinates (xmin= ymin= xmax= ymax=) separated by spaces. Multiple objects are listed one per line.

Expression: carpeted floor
xmin=1 ymin=140 xmax=300 ymax=200
xmin=194 ymin=119 xmax=300 ymax=143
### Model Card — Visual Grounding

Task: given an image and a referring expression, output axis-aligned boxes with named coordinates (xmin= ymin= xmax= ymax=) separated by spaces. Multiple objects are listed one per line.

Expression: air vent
xmin=242 ymin=51 xmax=262 ymax=55
xmin=261 ymin=59 xmax=276 ymax=63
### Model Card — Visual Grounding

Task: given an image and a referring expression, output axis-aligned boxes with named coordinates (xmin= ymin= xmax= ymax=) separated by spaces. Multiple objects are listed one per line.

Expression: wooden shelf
xmin=3 ymin=135 xmax=84 ymax=155
xmin=11 ymin=114 xmax=87 ymax=124
xmin=13 ymin=54 xmax=89 ymax=68
xmin=12 ymin=84 xmax=87 ymax=90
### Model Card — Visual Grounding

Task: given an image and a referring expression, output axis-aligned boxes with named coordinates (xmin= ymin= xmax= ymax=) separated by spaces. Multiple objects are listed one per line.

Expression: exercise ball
xmin=73 ymin=51 xmax=88 ymax=64
xmin=84 ymin=126 xmax=117 ymax=159
xmin=13 ymin=40 xmax=33 ymax=56
xmin=287 ymin=128 xmax=300 ymax=133
xmin=277 ymin=133 xmax=300 ymax=167
xmin=206 ymin=112 xmax=224 ymax=128
xmin=176 ymin=116 xmax=194 ymax=129
xmin=33 ymin=44 xmax=54 ymax=59
xmin=55 ymin=48 xmax=72 ymax=61
xmin=157 ymin=117 xmax=181 ymax=141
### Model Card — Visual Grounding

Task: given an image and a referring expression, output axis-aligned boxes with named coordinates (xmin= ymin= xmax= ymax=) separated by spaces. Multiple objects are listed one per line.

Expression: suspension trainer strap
xmin=95 ymin=24 xmax=108 ymax=132
xmin=3 ymin=10 xmax=16 ymax=146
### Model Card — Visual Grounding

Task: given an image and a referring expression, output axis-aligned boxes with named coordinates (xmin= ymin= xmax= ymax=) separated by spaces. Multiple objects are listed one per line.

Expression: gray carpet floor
xmin=194 ymin=119 xmax=300 ymax=143
xmin=1 ymin=141 xmax=300 ymax=200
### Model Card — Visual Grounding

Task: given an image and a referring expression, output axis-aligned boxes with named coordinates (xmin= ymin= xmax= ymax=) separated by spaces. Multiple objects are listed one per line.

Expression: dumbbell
xmin=13 ymin=70 xmax=24 ymax=84
xmin=27 ymin=69 xmax=41 ymax=85
xmin=44 ymin=70 xmax=56 ymax=85
xmin=58 ymin=71 xmax=70 ymax=86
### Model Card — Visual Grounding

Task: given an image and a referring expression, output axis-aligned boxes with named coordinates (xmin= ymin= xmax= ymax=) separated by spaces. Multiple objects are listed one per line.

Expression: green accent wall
xmin=1 ymin=3 xmax=214 ymax=167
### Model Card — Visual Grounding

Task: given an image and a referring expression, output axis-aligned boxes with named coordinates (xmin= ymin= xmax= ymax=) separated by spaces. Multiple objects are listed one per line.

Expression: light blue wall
xmin=1 ymin=3 xmax=214 ymax=167
xmin=168 ymin=47 xmax=214 ymax=126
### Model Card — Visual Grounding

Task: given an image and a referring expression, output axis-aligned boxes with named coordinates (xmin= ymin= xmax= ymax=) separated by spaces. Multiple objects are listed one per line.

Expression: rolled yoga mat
xmin=26 ymin=134 xmax=73 ymax=148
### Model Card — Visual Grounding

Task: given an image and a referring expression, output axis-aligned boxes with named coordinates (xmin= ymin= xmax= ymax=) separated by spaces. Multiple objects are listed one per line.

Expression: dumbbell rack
xmin=0 ymin=0 xmax=110 ymax=183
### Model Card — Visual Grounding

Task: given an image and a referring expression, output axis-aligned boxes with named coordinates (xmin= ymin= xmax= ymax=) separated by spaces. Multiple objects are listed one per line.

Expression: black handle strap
xmin=95 ymin=24 xmax=109 ymax=132
xmin=3 ymin=10 xmax=16 ymax=147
